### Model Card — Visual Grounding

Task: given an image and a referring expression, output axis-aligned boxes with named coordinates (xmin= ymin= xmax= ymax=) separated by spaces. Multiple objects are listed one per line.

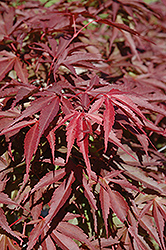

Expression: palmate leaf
xmin=56 ymin=221 xmax=96 ymax=250
xmin=122 ymin=165 xmax=165 ymax=194
xmin=22 ymin=96 xmax=59 ymax=177
xmin=89 ymin=88 xmax=155 ymax=156
xmin=139 ymin=215 xmax=163 ymax=249
xmin=56 ymin=110 xmax=102 ymax=177
xmin=14 ymin=57 xmax=28 ymax=84
xmin=9 ymin=95 xmax=59 ymax=127
xmin=0 ymin=0 xmax=166 ymax=249
xmin=27 ymin=173 xmax=75 ymax=249
xmin=0 ymin=51 xmax=16 ymax=81
xmin=0 ymin=50 xmax=28 ymax=83
xmin=99 ymin=178 xmax=129 ymax=224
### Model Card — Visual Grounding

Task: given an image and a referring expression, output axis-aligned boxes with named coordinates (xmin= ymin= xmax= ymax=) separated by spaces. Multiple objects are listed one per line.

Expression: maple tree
xmin=0 ymin=0 xmax=166 ymax=249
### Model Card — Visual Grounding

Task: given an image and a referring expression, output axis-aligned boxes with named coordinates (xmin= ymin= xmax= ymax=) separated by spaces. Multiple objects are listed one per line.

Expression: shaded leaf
xmin=24 ymin=121 xmax=40 ymax=176
xmin=108 ymin=188 xmax=129 ymax=223
xmin=99 ymin=184 xmax=110 ymax=237
xmin=31 ymin=169 xmax=66 ymax=194
xmin=51 ymin=229 xmax=79 ymax=250
xmin=82 ymin=174 xmax=97 ymax=210
xmin=57 ymin=221 xmax=96 ymax=250
xmin=45 ymin=172 xmax=75 ymax=225
xmin=27 ymin=219 xmax=45 ymax=250
xmin=0 ymin=208 xmax=22 ymax=242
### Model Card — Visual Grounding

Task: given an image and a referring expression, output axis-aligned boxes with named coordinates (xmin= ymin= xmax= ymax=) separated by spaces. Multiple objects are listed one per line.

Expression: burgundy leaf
xmin=108 ymin=188 xmax=129 ymax=223
xmin=12 ymin=86 xmax=36 ymax=108
xmin=76 ymin=114 xmax=91 ymax=177
xmin=0 ymin=192 xmax=20 ymax=207
xmin=31 ymin=169 xmax=66 ymax=194
xmin=153 ymin=200 xmax=166 ymax=250
xmin=136 ymin=133 xmax=149 ymax=155
xmin=91 ymin=236 xmax=119 ymax=249
xmin=38 ymin=96 xmax=59 ymax=138
xmin=106 ymin=178 xmax=141 ymax=193
xmin=98 ymin=18 xmax=139 ymax=36
xmin=45 ymin=172 xmax=75 ymax=225
xmin=14 ymin=58 xmax=28 ymax=84
xmin=0 ymin=51 xmax=16 ymax=81
xmin=129 ymin=225 xmax=151 ymax=250
xmin=41 ymin=233 xmax=56 ymax=250
xmin=138 ymin=200 xmax=154 ymax=222
xmin=0 ymin=119 xmax=36 ymax=137
xmin=51 ymin=229 xmax=79 ymax=250
xmin=46 ymin=129 xmax=56 ymax=165
xmin=31 ymin=192 xmax=43 ymax=221
xmin=82 ymin=174 xmax=97 ymax=210
xmin=154 ymin=199 xmax=166 ymax=221
xmin=139 ymin=215 xmax=162 ymax=249
xmin=10 ymin=96 xmax=56 ymax=126
xmin=64 ymin=52 xmax=101 ymax=64
xmin=57 ymin=221 xmax=96 ymax=250
xmin=61 ymin=96 xmax=75 ymax=115
xmin=99 ymin=184 xmax=110 ymax=237
xmin=122 ymin=165 xmax=164 ymax=194
xmin=103 ymin=97 xmax=115 ymax=152
xmin=86 ymin=113 xmax=103 ymax=125
xmin=0 ymin=235 xmax=22 ymax=250
xmin=110 ymin=91 xmax=146 ymax=120
xmin=27 ymin=219 xmax=45 ymax=250
xmin=88 ymin=96 xmax=104 ymax=114
xmin=24 ymin=121 xmax=40 ymax=176
xmin=0 ymin=207 xmax=22 ymax=242
xmin=66 ymin=113 xmax=81 ymax=162
xmin=108 ymin=130 xmax=137 ymax=161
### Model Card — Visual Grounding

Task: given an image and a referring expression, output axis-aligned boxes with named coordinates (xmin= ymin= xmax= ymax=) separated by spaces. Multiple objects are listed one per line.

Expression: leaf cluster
xmin=0 ymin=0 xmax=166 ymax=249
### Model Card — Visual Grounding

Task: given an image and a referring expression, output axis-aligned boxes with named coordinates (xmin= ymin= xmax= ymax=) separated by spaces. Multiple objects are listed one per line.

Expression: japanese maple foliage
xmin=0 ymin=0 xmax=166 ymax=249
